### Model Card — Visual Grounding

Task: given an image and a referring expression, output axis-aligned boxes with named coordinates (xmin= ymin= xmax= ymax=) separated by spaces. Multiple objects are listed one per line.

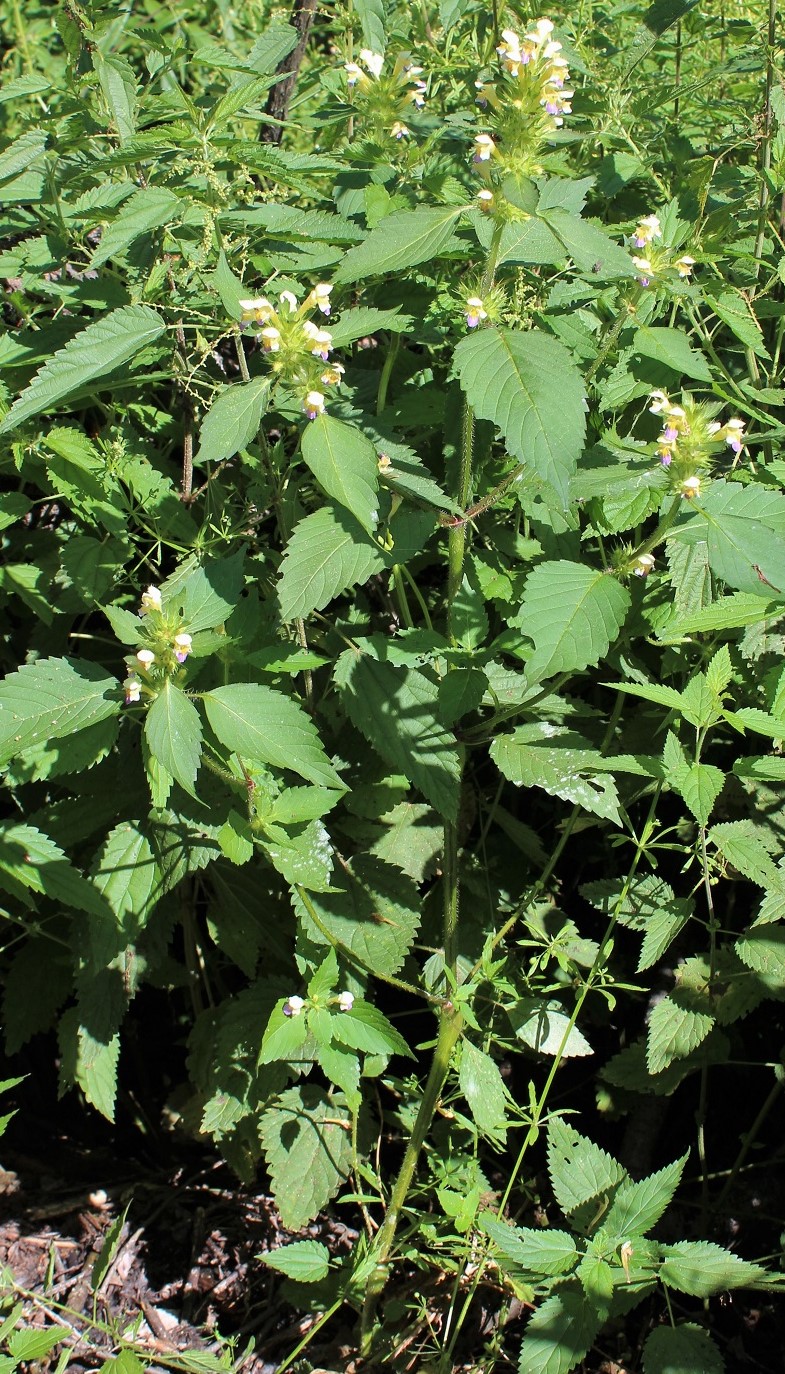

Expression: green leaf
xmin=660 ymin=1241 xmax=766 ymax=1296
xmin=643 ymin=1323 xmax=724 ymax=1374
xmin=160 ymin=550 xmax=244 ymax=633
xmin=301 ymin=414 xmax=379 ymax=535
xmin=705 ymin=288 xmax=769 ymax=359
xmin=91 ymin=822 xmax=159 ymax=931
xmin=491 ymin=725 xmax=623 ymax=826
xmin=511 ymin=561 xmax=630 ymax=682
xmin=203 ymin=683 xmax=343 ymax=788
xmin=90 ymin=187 xmax=182 ymax=268
xmin=334 ymin=206 xmax=463 ymax=284
xmin=260 ymin=1239 xmax=330 ymax=1282
xmin=7 ymin=1329 xmax=61 ymax=1363
xmin=518 ymin=1291 xmax=603 ymax=1374
xmin=0 ymin=823 xmax=107 ymax=917
xmin=647 ymin=993 xmax=714 ymax=1074
xmin=669 ymin=481 xmax=785 ymax=599
xmin=144 ymin=682 xmax=203 ymax=797
xmin=0 ymin=656 xmax=119 ymax=766
xmin=334 ymin=650 xmax=461 ymax=821
xmin=454 ymin=328 xmax=586 ymax=505
xmin=356 ymin=0 xmax=386 ymax=53
xmin=259 ymin=1086 xmax=353 ymax=1229
xmin=221 ymin=203 xmax=363 ymax=244
xmin=328 ymin=306 xmax=413 ymax=347
xmin=508 ymin=999 xmax=593 ymax=1058
xmin=261 ymin=818 xmax=334 ymax=891
xmin=277 ymin=505 xmax=387 ymax=620
xmin=660 ymin=591 xmax=781 ymax=636
xmin=0 ymin=305 xmax=165 ymax=434
xmin=677 ymin=761 xmax=725 ymax=825
xmin=330 ymin=999 xmax=412 ymax=1059
xmin=736 ymin=924 xmax=785 ymax=988
xmin=482 ymin=1216 xmax=579 ymax=1277
xmin=258 ymin=1002 xmax=309 ymax=1064
xmin=59 ymin=1000 xmax=121 ymax=1123
xmin=93 ymin=50 xmax=137 ymax=142
xmin=603 ymin=1154 xmax=688 ymax=1239
xmin=710 ymin=821 xmax=784 ymax=891
xmin=0 ymin=130 xmax=47 ymax=183
xmin=459 ymin=1040 xmax=509 ymax=1142
xmin=195 ymin=377 xmax=271 ymax=466
xmin=539 ymin=210 xmax=635 ymax=279
xmin=632 ymin=326 xmax=712 ymax=381
xmin=547 ymin=1119 xmax=626 ymax=1216
xmin=295 ymin=854 xmax=421 ymax=976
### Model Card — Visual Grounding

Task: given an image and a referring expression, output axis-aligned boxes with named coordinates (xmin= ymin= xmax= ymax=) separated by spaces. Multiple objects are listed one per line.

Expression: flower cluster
xmin=649 ymin=390 xmax=746 ymax=498
xmin=343 ymin=48 xmax=426 ymax=142
xmin=282 ymin=991 xmax=355 ymax=1017
xmin=239 ymin=285 xmax=343 ymax=420
xmin=629 ymin=213 xmax=696 ymax=287
xmin=472 ymin=19 xmax=573 ymax=180
xmin=122 ymin=584 xmax=195 ymax=704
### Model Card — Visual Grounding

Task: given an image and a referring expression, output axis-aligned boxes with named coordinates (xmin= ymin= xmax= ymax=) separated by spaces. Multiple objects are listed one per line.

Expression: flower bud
xmin=337 ymin=991 xmax=355 ymax=1012
xmin=632 ymin=553 xmax=655 ymax=577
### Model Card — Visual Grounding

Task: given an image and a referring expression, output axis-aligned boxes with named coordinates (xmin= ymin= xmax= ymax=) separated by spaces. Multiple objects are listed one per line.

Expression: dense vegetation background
xmin=1 ymin=0 xmax=785 ymax=1370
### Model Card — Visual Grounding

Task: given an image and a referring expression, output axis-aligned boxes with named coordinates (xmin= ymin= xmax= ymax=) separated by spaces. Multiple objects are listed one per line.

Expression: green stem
xmin=752 ymin=0 xmax=777 ymax=284
xmin=376 ymin=333 xmax=399 ymax=416
xmin=392 ymin=564 xmax=414 ymax=628
xmin=584 ymin=302 xmax=632 ymax=385
xmin=359 ymin=1005 xmax=465 ymax=1354
xmin=446 ymin=400 xmax=474 ymax=633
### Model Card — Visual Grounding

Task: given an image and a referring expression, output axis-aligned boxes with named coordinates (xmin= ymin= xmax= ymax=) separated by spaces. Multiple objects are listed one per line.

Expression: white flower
xmin=136 ymin=648 xmax=155 ymax=668
xmin=279 ymin=290 xmax=298 ymax=314
xmin=309 ymin=283 xmax=333 ymax=316
xmin=140 ymin=585 xmax=162 ymax=614
xmin=359 ymin=48 xmax=384 ymax=78
xmin=303 ymin=322 xmax=333 ymax=359
xmin=345 ymin=61 xmax=363 ymax=86
xmin=174 ymin=632 xmax=192 ymax=663
xmin=477 ymin=189 xmax=494 ymax=208
xmin=337 ymin=991 xmax=355 ymax=1012
xmin=123 ymin=674 xmax=141 ymax=704
xmin=473 ymin=133 xmax=496 ymax=162
xmin=283 ymin=994 xmax=306 ymax=1017
xmin=681 ymin=475 xmax=702 ymax=499
xmin=260 ymin=326 xmax=281 ymax=352
xmin=391 ymin=121 xmax=410 ymax=140
xmin=722 ymin=417 xmax=745 ymax=453
xmin=674 ymin=254 xmax=696 ymax=278
xmin=304 ymin=390 xmax=325 ymax=419
xmin=632 ymin=214 xmax=662 ymax=248
xmin=321 ymin=362 xmax=344 ymax=386
xmin=633 ymin=553 xmax=655 ymax=577
xmin=465 ymin=296 xmax=487 ymax=329
xmin=649 ymin=390 xmax=670 ymax=415
xmin=239 ymin=297 xmax=274 ymax=322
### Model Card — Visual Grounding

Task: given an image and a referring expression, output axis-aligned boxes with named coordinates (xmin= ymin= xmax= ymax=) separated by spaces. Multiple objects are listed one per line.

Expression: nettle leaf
xmin=454 ymin=327 xmax=586 ymax=505
xmin=356 ymin=0 xmax=386 ymax=52
xmin=603 ymin=1154 xmax=688 ymax=1239
xmin=260 ymin=818 xmax=334 ymax=892
xmin=0 ymin=823 xmax=107 ymax=917
xmin=490 ymin=725 xmax=623 ymax=826
xmin=301 ymin=414 xmax=379 ymax=534
xmin=259 ymin=1085 xmax=353 ymax=1230
xmin=632 ymin=325 xmax=712 ymax=381
xmin=735 ymin=924 xmax=785 ymax=989
xmin=328 ymin=306 xmax=413 ymax=347
xmin=90 ymin=186 xmax=182 ymax=268
xmin=508 ymin=999 xmax=593 ymax=1058
xmin=647 ymin=992 xmax=714 ymax=1074
xmin=0 ymin=657 xmax=119 ymax=766
xmin=91 ymin=822 xmax=160 ymax=931
xmin=334 ymin=206 xmax=464 ymax=283
xmin=144 ymin=682 xmax=203 ymax=798
xmin=459 ymin=1040 xmax=509 ymax=1142
xmin=203 ymin=683 xmax=343 ymax=789
xmin=295 ymin=854 xmax=421 ymax=976
xmin=0 ymin=305 xmax=165 ymax=434
xmin=260 ymin=1240 xmax=330 ymax=1283
xmin=334 ymin=650 xmax=461 ymax=821
xmin=518 ymin=1291 xmax=603 ymax=1374
xmin=710 ymin=820 xmax=784 ymax=891
xmin=643 ymin=1323 xmax=724 ymax=1374
xmin=195 ymin=377 xmax=271 ymax=466
xmin=705 ymin=287 xmax=770 ymax=359
xmin=277 ymin=505 xmax=387 ymax=621
xmin=547 ymin=1119 xmax=626 ymax=1217
xmin=330 ymin=999 xmax=412 ymax=1059
xmin=669 ymin=480 xmax=785 ymax=599
xmin=511 ymin=561 xmax=630 ymax=682
xmin=482 ymin=1216 xmax=579 ymax=1277
xmin=160 ymin=550 xmax=244 ymax=633
xmin=59 ymin=988 xmax=123 ymax=1123
xmin=660 ymin=1241 xmax=766 ymax=1296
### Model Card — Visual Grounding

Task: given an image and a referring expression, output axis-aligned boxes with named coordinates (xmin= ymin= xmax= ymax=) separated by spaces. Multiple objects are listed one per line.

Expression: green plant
xmin=1 ymin=0 xmax=785 ymax=1369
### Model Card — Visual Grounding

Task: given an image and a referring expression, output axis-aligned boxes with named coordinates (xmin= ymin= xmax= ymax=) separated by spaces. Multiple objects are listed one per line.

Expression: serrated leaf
xmin=160 ymin=550 xmax=244 ymax=635
xmin=638 ymin=907 xmax=690 ymax=971
xmin=508 ymin=999 xmax=593 ymax=1058
xmin=0 ymin=306 xmax=165 ymax=434
xmin=512 ymin=561 xmax=630 ymax=682
xmin=260 ymin=1239 xmax=330 ymax=1282
xmin=261 ymin=818 xmax=334 ymax=891
xmin=710 ymin=820 xmax=784 ymax=890
xmin=632 ymin=326 xmax=712 ymax=381
xmin=195 ymin=377 xmax=271 ymax=465
xmin=669 ymin=480 xmax=785 ymax=600
xmin=301 ymin=414 xmax=379 ymax=534
xmin=491 ymin=725 xmax=623 ymax=826
xmin=705 ymin=288 xmax=769 ymax=359
xmin=660 ymin=1241 xmax=766 ymax=1296
xmin=0 ymin=657 xmax=119 ymax=766
xmin=259 ymin=1085 xmax=353 ymax=1229
xmin=736 ymin=924 xmax=785 ymax=988
xmin=676 ymin=761 xmax=725 ymax=825
xmin=93 ymin=51 xmax=137 ymax=143
xmin=459 ymin=1040 xmax=509 ymax=1142
xmin=203 ymin=683 xmax=342 ymax=788
xmin=356 ymin=0 xmax=386 ymax=53
xmin=277 ymin=505 xmax=387 ymax=620
xmin=603 ymin=1154 xmax=687 ymax=1239
xmin=295 ymin=854 xmax=421 ymax=976
xmin=643 ymin=1323 xmax=724 ymax=1374
xmin=547 ymin=1119 xmax=626 ymax=1216
xmin=647 ymin=993 xmax=714 ymax=1074
xmin=0 ymin=823 xmax=107 ymax=918
xmin=328 ymin=306 xmax=413 ymax=347
xmin=454 ymin=328 xmax=586 ymax=505
xmin=59 ymin=1000 xmax=121 ymax=1123
xmin=0 ymin=130 xmax=47 ymax=183
xmin=482 ymin=1216 xmax=579 ymax=1277
xmin=334 ymin=650 xmax=461 ymax=821
xmin=7 ymin=1329 xmax=60 ymax=1363
xmin=90 ymin=186 xmax=181 ymax=268
xmin=539 ymin=209 xmax=635 ymax=278
xmin=145 ymin=682 xmax=202 ymax=797
xmin=91 ymin=822 xmax=159 ymax=930
xmin=330 ymin=999 xmax=412 ymax=1058
xmin=518 ymin=1291 xmax=603 ymax=1374
xmin=334 ymin=206 xmax=463 ymax=283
